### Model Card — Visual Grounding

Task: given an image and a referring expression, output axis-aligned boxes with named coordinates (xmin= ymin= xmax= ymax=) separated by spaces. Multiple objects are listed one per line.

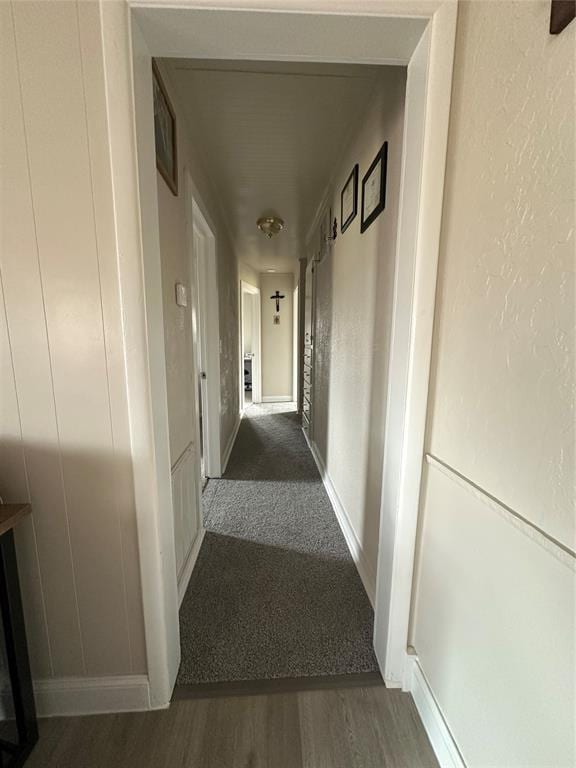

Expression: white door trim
xmin=292 ymin=285 xmax=299 ymax=403
xmin=189 ymin=192 xmax=222 ymax=478
xmin=111 ymin=0 xmax=458 ymax=710
xmin=240 ymin=280 xmax=262 ymax=406
xmin=373 ymin=1 xmax=457 ymax=689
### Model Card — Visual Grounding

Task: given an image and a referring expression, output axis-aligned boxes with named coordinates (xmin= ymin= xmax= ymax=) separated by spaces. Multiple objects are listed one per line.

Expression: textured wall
xmin=414 ymin=460 xmax=574 ymax=767
xmin=0 ymin=0 xmax=146 ymax=679
xmin=412 ymin=2 xmax=575 ymax=765
xmin=157 ymin=172 xmax=195 ymax=467
xmin=311 ymin=68 xmax=406 ymax=593
xmin=426 ymin=0 xmax=575 ymax=548
xmin=242 ymin=292 xmax=254 ymax=355
xmin=156 ymin=62 xmax=240 ymax=468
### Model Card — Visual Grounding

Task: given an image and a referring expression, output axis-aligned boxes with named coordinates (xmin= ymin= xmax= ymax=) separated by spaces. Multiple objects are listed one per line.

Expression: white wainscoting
xmin=171 ymin=442 xmax=201 ymax=586
xmin=303 ymin=429 xmax=376 ymax=606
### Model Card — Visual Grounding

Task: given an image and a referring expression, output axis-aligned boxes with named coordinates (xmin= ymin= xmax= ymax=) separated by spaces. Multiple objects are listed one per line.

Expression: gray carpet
xmin=176 ymin=402 xmax=379 ymax=685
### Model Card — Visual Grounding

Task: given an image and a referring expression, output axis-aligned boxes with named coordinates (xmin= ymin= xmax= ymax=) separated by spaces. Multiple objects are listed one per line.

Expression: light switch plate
xmin=175 ymin=282 xmax=187 ymax=307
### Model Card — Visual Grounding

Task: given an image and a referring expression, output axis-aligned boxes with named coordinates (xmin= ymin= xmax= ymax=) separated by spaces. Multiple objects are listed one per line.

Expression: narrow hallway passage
xmin=177 ymin=403 xmax=378 ymax=686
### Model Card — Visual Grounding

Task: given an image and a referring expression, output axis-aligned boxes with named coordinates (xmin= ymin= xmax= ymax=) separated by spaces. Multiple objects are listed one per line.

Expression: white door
xmin=190 ymin=199 xmax=222 ymax=478
xmin=193 ymin=226 xmax=208 ymax=478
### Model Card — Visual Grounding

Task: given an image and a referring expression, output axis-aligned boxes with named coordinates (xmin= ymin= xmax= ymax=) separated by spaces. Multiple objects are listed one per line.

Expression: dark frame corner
xmin=361 ymin=142 xmax=388 ymax=234
xmin=340 ymin=164 xmax=359 ymax=234
xmin=550 ymin=0 xmax=575 ymax=34
xmin=152 ymin=59 xmax=178 ymax=196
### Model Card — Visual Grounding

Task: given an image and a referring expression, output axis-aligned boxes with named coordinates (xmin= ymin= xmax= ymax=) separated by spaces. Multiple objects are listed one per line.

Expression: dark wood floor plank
xmin=298 ymin=687 xmax=357 ymax=768
xmin=26 ymin=686 xmax=436 ymax=768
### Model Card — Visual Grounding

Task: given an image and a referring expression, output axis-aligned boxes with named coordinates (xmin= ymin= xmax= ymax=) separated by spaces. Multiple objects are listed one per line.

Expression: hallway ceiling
xmin=165 ymin=59 xmax=393 ymax=274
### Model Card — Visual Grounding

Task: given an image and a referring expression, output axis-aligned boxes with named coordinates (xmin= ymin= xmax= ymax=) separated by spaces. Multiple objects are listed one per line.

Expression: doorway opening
xmin=169 ymin=55 xmax=397 ymax=690
xmin=122 ymin=2 xmax=457 ymax=710
xmin=240 ymin=281 xmax=261 ymax=411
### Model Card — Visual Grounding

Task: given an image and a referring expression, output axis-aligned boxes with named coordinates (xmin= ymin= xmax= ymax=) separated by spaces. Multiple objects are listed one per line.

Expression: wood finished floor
xmin=27 ymin=684 xmax=439 ymax=768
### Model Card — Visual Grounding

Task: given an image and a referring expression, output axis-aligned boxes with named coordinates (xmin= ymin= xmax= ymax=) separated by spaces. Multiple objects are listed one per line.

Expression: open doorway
xmin=240 ymin=281 xmax=261 ymax=410
xmin=167 ymin=58 xmax=392 ymax=690
xmin=124 ymin=2 xmax=457 ymax=713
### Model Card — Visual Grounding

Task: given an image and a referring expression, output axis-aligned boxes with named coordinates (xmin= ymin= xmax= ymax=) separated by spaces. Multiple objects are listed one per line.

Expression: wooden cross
xmin=270 ymin=290 xmax=285 ymax=312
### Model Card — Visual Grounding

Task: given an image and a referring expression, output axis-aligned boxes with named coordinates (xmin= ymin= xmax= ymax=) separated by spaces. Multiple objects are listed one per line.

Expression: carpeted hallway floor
xmin=176 ymin=402 xmax=379 ymax=685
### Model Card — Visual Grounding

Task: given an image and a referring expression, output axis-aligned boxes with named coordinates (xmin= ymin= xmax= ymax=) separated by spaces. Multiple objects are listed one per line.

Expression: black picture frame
xmin=340 ymin=164 xmax=359 ymax=234
xmin=361 ymin=142 xmax=388 ymax=233
xmin=550 ymin=0 xmax=575 ymax=33
xmin=152 ymin=60 xmax=178 ymax=196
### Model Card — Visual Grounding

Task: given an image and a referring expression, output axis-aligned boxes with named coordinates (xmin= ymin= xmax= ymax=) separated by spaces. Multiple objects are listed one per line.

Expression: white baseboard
xmin=261 ymin=395 xmax=293 ymax=402
xmin=406 ymin=654 xmax=466 ymax=768
xmin=178 ymin=527 xmax=206 ymax=607
xmin=302 ymin=429 xmax=376 ymax=607
xmin=33 ymin=674 xmax=152 ymax=718
xmin=221 ymin=413 xmax=242 ymax=473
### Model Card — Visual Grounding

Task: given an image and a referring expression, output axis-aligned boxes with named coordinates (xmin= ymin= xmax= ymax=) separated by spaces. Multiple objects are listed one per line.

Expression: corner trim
xmin=221 ymin=413 xmax=242 ymax=474
xmin=177 ymin=527 xmax=206 ymax=607
xmin=302 ymin=429 xmax=376 ymax=607
xmin=33 ymin=675 xmax=154 ymax=718
xmin=406 ymin=654 xmax=466 ymax=768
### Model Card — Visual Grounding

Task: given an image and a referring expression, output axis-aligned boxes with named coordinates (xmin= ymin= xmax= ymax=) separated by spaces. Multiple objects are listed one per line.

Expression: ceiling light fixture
xmin=257 ymin=216 xmax=284 ymax=238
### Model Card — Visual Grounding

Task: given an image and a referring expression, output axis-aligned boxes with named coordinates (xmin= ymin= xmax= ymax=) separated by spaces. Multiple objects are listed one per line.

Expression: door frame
xmin=239 ymin=280 xmax=262 ymax=408
xmin=292 ymin=284 xmax=299 ymax=404
xmin=107 ymin=0 xmax=457 ymax=708
xmin=186 ymin=181 xmax=222 ymax=479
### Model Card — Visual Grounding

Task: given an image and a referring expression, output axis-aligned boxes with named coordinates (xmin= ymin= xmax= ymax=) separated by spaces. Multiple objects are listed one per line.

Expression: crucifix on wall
xmin=270 ymin=290 xmax=285 ymax=312
xmin=270 ymin=290 xmax=285 ymax=325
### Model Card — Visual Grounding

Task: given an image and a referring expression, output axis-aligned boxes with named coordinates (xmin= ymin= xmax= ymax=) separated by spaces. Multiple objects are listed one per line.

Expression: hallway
xmin=176 ymin=403 xmax=378 ymax=687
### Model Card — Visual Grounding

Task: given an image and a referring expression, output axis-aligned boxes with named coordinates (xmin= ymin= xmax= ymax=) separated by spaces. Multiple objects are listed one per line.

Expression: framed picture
xmin=340 ymin=164 xmax=358 ymax=234
xmin=361 ymin=142 xmax=388 ymax=233
xmin=152 ymin=60 xmax=178 ymax=196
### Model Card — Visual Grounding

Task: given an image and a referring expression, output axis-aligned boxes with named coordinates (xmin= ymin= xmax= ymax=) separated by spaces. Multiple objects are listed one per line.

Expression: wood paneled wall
xmin=0 ymin=0 xmax=146 ymax=680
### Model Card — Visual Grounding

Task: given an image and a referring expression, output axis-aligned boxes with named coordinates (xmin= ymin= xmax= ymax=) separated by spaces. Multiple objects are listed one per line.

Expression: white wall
xmin=156 ymin=175 xmax=195 ymax=470
xmin=239 ymin=262 xmax=260 ymax=289
xmin=260 ymin=273 xmax=294 ymax=400
xmin=242 ymin=292 xmax=253 ymax=355
xmin=411 ymin=2 xmax=575 ymax=765
xmin=0 ymin=0 xmax=146 ymax=682
xmin=310 ymin=68 xmax=406 ymax=598
xmin=154 ymin=61 xmax=240 ymax=470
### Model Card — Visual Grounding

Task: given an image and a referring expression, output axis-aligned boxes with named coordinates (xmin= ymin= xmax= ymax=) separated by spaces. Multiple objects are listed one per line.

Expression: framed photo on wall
xmin=340 ymin=164 xmax=358 ymax=234
xmin=152 ymin=60 xmax=178 ymax=196
xmin=361 ymin=142 xmax=388 ymax=233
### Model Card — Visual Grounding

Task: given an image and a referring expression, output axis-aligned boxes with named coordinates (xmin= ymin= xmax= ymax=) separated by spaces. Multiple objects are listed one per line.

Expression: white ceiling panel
xmin=166 ymin=59 xmax=397 ymax=273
